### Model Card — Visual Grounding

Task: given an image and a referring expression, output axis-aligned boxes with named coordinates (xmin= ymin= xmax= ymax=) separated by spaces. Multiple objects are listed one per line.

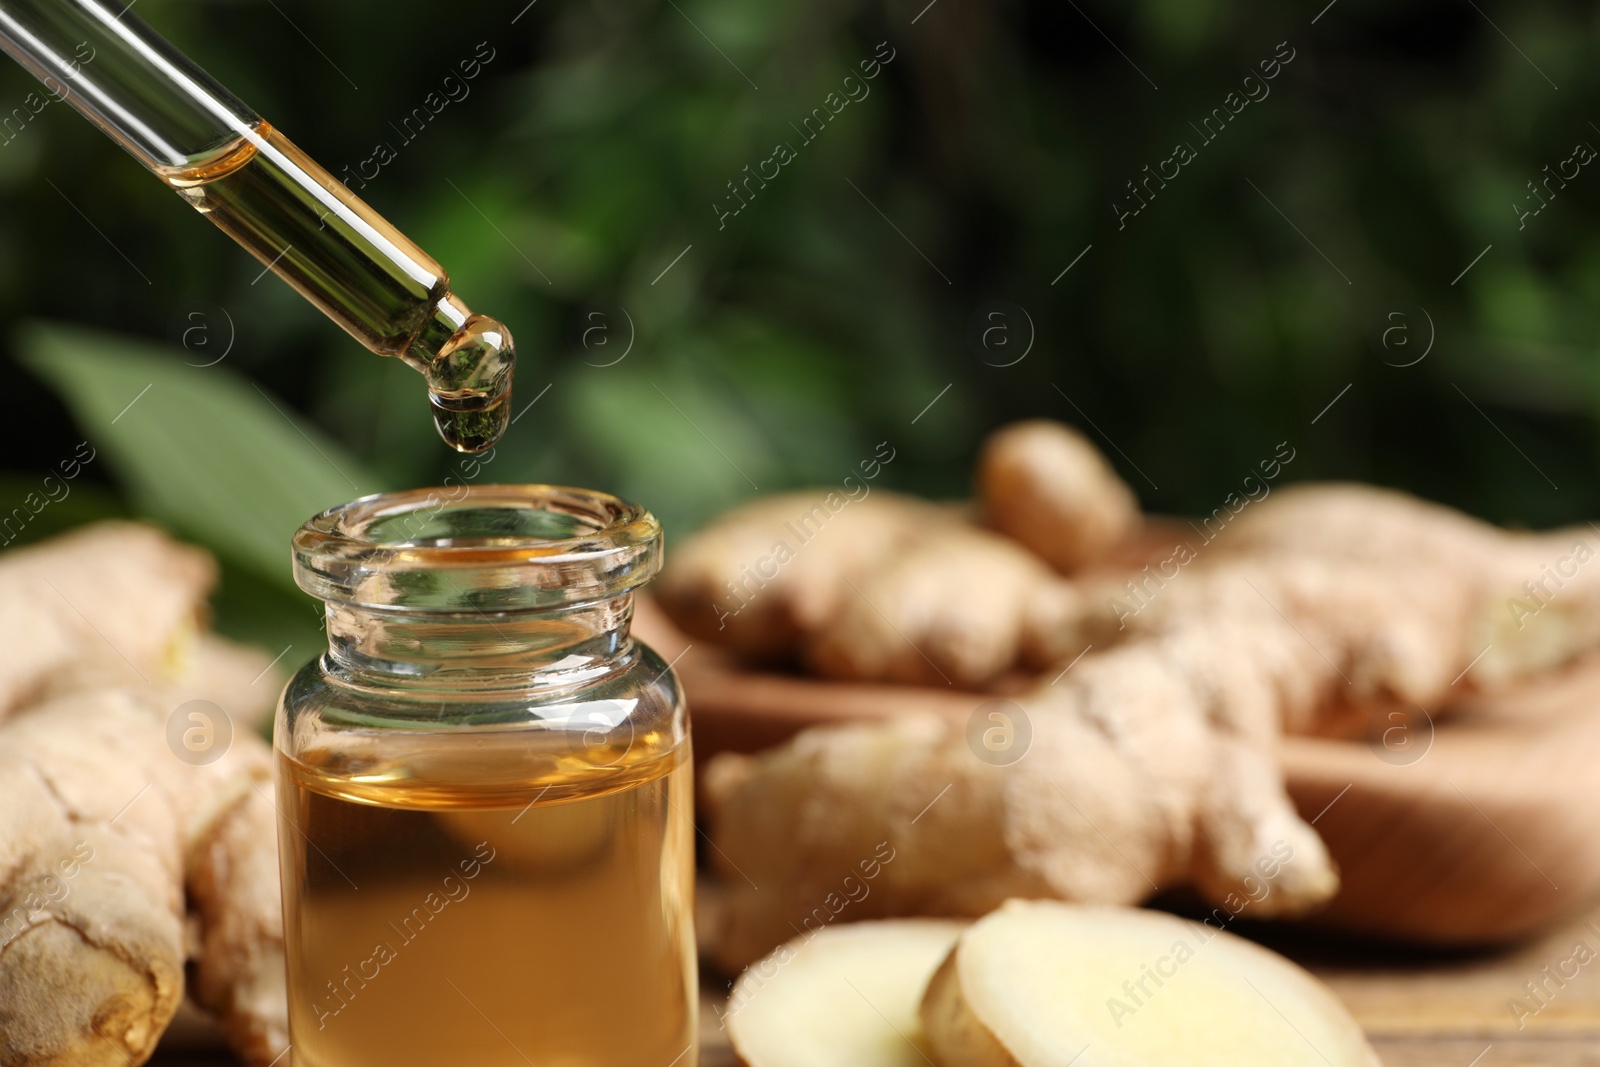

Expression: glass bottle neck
xmin=323 ymin=592 xmax=638 ymax=692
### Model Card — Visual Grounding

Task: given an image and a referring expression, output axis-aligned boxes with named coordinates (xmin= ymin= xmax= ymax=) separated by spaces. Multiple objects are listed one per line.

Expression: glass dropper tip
xmin=410 ymin=308 xmax=516 ymax=453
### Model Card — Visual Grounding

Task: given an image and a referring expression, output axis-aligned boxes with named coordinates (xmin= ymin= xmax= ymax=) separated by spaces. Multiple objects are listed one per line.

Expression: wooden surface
xmin=1300 ymin=902 xmax=1600 ymax=1066
xmin=156 ymin=900 xmax=1600 ymax=1065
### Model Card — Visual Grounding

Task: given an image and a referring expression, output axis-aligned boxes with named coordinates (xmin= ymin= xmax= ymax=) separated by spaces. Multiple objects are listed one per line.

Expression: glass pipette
xmin=0 ymin=0 xmax=514 ymax=452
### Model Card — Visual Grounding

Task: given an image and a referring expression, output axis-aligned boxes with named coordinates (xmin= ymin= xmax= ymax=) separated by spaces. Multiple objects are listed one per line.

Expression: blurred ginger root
xmin=977 ymin=419 xmax=1140 ymax=573
xmin=681 ymin=422 xmax=1600 ymax=967
xmin=0 ymin=523 xmax=287 ymax=1067
xmin=701 ymin=545 xmax=1513 ymax=966
xmin=656 ymin=419 xmax=1142 ymax=687
xmin=0 ymin=523 xmax=216 ymax=717
xmin=1216 ymin=482 xmax=1600 ymax=689
xmin=1036 ymin=482 xmax=1600 ymax=716
xmin=656 ymin=487 xmax=1072 ymax=687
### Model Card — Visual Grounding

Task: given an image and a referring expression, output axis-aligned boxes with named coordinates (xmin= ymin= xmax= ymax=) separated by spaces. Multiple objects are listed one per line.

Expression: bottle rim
xmin=291 ymin=484 xmax=662 ymax=613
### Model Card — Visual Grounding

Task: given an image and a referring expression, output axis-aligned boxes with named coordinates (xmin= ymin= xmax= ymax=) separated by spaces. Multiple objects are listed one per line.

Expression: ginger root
xmin=920 ymin=900 xmax=1379 ymax=1067
xmin=703 ymin=618 xmax=1340 ymax=969
xmin=978 ymin=419 xmax=1140 ymax=573
xmin=723 ymin=919 xmax=966 ymax=1067
xmin=0 ymin=524 xmax=287 ymax=1067
xmin=0 ymin=522 xmax=215 ymax=717
xmin=685 ymin=429 xmax=1600 ymax=968
xmin=0 ymin=682 xmax=286 ymax=1067
xmin=703 ymin=480 xmax=1600 ymax=966
xmin=703 ymin=516 xmax=1600 ymax=964
xmin=1216 ymin=482 xmax=1600 ymax=688
xmin=657 ymin=420 xmax=1139 ymax=686
xmin=657 ymin=490 xmax=1063 ymax=687
xmin=805 ymin=523 xmax=1064 ymax=687
xmin=1039 ymin=482 xmax=1600 ymax=722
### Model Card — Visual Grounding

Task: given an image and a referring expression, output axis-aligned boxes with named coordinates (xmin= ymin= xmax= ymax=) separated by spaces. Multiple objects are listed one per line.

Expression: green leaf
xmin=16 ymin=321 xmax=386 ymax=592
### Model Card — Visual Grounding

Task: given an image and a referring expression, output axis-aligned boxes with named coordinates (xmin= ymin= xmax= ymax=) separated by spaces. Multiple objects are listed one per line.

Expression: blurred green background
xmin=0 ymin=0 xmax=1595 ymax=656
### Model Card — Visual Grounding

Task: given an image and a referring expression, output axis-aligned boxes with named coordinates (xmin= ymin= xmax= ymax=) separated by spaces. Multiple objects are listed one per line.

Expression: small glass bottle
xmin=276 ymin=485 xmax=696 ymax=1067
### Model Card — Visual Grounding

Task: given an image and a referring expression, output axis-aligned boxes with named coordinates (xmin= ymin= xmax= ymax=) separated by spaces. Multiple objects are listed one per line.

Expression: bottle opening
xmin=293 ymin=485 xmax=662 ymax=613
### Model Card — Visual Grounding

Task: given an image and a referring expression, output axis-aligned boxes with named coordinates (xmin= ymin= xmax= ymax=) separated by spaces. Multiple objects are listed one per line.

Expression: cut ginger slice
xmin=724 ymin=919 xmax=967 ymax=1067
xmin=921 ymin=901 xmax=1380 ymax=1067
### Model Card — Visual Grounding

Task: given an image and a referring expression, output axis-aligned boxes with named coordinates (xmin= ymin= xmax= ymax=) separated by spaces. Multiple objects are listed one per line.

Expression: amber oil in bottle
xmin=278 ymin=737 xmax=695 ymax=1067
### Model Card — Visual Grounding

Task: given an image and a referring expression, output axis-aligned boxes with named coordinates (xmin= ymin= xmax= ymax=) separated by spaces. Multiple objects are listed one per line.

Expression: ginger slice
xmin=724 ymin=920 xmax=966 ymax=1067
xmin=0 ymin=522 xmax=215 ymax=718
xmin=921 ymin=900 xmax=1379 ymax=1067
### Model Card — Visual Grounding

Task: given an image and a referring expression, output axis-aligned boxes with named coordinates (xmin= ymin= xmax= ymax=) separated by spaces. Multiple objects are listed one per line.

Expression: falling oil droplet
xmin=424 ymin=314 xmax=515 ymax=453
xmin=432 ymin=395 xmax=512 ymax=454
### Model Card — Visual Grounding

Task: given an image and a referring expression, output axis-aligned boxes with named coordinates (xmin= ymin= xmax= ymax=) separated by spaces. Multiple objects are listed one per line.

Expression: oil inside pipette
xmin=159 ymin=122 xmax=514 ymax=452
